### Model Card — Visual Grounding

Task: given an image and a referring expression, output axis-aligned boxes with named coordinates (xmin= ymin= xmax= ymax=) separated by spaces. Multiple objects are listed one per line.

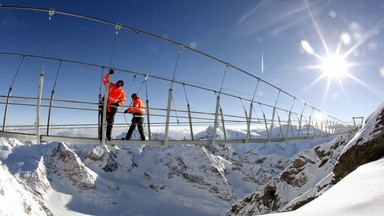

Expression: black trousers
xmin=125 ymin=116 xmax=145 ymax=140
xmin=99 ymin=107 xmax=116 ymax=140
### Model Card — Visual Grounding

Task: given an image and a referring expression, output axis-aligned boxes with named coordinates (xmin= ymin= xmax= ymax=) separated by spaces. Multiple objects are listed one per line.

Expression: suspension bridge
xmin=0 ymin=6 xmax=357 ymax=147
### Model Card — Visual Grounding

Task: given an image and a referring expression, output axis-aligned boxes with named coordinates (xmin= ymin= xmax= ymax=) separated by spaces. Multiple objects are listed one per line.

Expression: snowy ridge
xmin=0 ymin=161 xmax=51 ymax=216
xmin=227 ymin=134 xmax=352 ymax=215
xmin=0 ymin=135 xmax=296 ymax=215
xmin=2 ymin=112 xmax=382 ymax=216
xmin=265 ymin=158 xmax=384 ymax=216
xmin=230 ymin=102 xmax=384 ymax=216
xmin=341 ymin=102 xmax=384 ymax=154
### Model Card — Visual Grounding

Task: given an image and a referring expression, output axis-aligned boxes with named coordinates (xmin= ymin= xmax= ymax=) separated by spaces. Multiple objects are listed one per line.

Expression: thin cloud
xmin=232 ymin=0 xmax=326 ymax=39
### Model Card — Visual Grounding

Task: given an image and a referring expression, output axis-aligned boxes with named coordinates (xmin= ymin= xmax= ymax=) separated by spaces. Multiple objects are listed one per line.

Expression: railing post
xmin=307 ymin=107 xmax=314 ymax=137
xmin=98 ymin=93 xmax=102 ymax=139
xmin=164 ymin=88 xmax=173 ymax=146
xmin=269 ymin=90 xmax=280 ymax=142
xmin=285 ymin=98 xmax=295 ymax=140
xmin=334 ymin=121 xmax=338 ymax=134
xmin=2 ymin=87 xmax=12 ymax=131
xmin=277 ymin=114 xmax=283 ymax=138
xmin=187 ymin=103 xmax=194 ymax=140
xmin=36 ymin=70 xmax=44 ymax=144
xmin=46 ymin=89 xmax=55 ymax=135
xmin=285 ymin=111 xmax=291 ymax=140
xmin=101 ymin=80 xmax=110 ymax=147
xmin=146 ymin=99 xmax=152 ymax=141
xmin=269 ymin=107 xmax=276 ymax=142
xmin=212 ymin=95 xmax=220 ymax=146
xmin=263 ymin=113 xmax=269 ymax=141
xmin=298 ymin=103 xmax=306 ymax=137
xmin=245 ymin=103 xmax=253 ymax=144
xmin=220 ymin=107 xmax=227 ymax=141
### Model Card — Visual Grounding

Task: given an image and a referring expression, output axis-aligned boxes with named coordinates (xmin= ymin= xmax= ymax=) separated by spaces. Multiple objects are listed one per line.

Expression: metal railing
xmin=0 ymin=6 xmax=354 ymax=146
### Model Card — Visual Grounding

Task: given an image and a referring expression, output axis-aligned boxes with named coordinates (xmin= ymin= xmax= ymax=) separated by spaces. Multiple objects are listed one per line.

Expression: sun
xmin=320 ymin=55 xmax=348 ymax=78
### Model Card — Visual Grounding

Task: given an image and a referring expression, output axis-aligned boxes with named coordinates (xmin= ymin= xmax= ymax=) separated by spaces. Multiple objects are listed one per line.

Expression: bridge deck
xmin=0 ymin=131 xmax=342 ymax=147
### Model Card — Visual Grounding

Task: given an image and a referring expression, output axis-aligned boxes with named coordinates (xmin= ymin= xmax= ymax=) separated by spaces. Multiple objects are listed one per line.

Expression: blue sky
xmin=0 ymin=0 xmax=384 ymax=129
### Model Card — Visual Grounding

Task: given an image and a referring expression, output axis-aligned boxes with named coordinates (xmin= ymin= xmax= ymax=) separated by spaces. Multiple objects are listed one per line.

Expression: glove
xmin=109 ymin=69 xmax=114 ymax=75
xmin=112 ymin=102 xmax=119 ymax=107
xmin=124 ymin=109 xmax=128 ymax=113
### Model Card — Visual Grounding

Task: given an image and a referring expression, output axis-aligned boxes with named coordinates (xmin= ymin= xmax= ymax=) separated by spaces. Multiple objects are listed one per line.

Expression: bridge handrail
xmin=0 ymin=6 xmax=346 ymax=124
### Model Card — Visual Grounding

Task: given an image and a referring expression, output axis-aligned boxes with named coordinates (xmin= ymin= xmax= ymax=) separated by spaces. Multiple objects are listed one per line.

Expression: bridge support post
xmin=334 ymin=121 xmax=338 ymax=134
xmin=268 ymin=107 xmax=276 ymax=143
xmin=46 ymin=90 xmax=55 ymax=135
xmin=298 ymin=103 xmax=306 ymax=137
xmin=2 ymin=87 xmax=12 ymax=131
xmin=187 ymin=104 xmax=194 ymax=140
xmin=220 ymin=107 xmax=227 ymax=141
xmin=212 ymin=95 xmax=220 ymax=146
xmin=98 ymin=93 xmax=102 ymax=139
xmin=36 ymin=70 xmax=44 ymax=144
xmin=245 ymin=103 xmax=253 ymax=144
xmin=268 ymin=90 xmax=280 ymax=143
xmin=146 ymin=99 xmax=152 ymax=141
xmin=164 ymin=88 xmax=173 ymax=146
xmin=100 ymin=80 xmax=110 ymax=148
xmin=277 ymin=115 xmax=283 ymax=138
xmin=307 ymin=108 xmax=314 ymax=137
xmin=263 ymin=113 xmax=269 ymax=141
xmin=285 ymin=111 xmax=292 ymax=141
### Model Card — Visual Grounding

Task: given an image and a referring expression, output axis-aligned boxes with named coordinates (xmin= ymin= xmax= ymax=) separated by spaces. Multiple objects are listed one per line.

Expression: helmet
xmin=117 ymin=80 xmax=124 ymax=86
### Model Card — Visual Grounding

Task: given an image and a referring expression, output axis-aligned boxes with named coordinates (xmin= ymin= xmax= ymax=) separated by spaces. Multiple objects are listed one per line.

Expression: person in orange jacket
xmin=122 ymin=93 xmax=146 ymax=141
xmin=99 ymin=69 xmax=126 ymax=141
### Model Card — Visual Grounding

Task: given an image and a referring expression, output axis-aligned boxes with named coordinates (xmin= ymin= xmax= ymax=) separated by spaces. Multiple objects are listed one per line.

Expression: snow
xmin=0 ymin=118 xmax=382 ymax=215
xmin=342 ymin=102 xmax=384 ymax=154
xmin=265 ymin=158 xmax=384 ymax=216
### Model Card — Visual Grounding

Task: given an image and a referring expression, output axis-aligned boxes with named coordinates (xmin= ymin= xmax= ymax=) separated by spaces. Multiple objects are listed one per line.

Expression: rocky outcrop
xmin=45 ymin=142 xmax=97 ymax=191
xmin=228 ymin=134 xmax=351 ymax=215
xmin=229 ymin=103 xmax=384 ymax=215
xmin=333 ymin=104 xmax=384 ymax=183
xmin=0 ymin=161 xmax=52 ymax=216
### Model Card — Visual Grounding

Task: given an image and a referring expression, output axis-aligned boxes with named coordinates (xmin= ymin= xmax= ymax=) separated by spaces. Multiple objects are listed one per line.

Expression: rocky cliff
xmin=228 ymin=102 xmax=384 ymax=215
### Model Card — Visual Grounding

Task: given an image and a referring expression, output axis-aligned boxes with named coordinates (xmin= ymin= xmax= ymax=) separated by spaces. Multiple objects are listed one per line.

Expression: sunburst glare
xmin=302 ymin=0 xmax=384 ymax=99
xmin=320 ymin=55 xmax=348 ymax=79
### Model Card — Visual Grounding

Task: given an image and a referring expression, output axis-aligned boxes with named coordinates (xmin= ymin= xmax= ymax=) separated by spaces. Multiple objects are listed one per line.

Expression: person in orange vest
xmin=99 ymin=69 xmax=126 ymax=141
xmin=122 ymin=93 xmax=146 ymax=141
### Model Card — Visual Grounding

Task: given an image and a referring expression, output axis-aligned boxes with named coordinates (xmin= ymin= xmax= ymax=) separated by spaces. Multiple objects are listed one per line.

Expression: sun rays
xmin=301 ymin=0 xmax=384 ymax=99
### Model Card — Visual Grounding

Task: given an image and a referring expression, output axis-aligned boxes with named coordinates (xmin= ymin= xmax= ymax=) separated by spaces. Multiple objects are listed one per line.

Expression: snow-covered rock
xmin=45 ymin=142 xmax=97 ymax=191
xmin=0 ymin=122 xmax=363 ymax=216
xmin=0 ymin=161 xmax=51 ymax=216
xmin=333 ymin=102 xmax=384 ymax=182
xmin=228 ymin=134 xmax=353 ymax=215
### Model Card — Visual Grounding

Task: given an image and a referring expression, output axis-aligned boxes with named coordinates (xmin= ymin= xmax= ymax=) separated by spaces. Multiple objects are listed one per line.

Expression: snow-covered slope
xmin=229 ymin=102 xmax=384 ymax=216
xmin=0 ymin=119 xmax=362 ymax=216
xmin=227 ymin=134 xmax=352 ymax=215
xmin=0 ymin=134 xmax=300 ymax=215
xmin=333 ymin=102 xmax=384 ymax=182
xmin=0 ymin=160 xmax=51 ymax=216
xmin=265 ymin=158 xmax=384 ymax=216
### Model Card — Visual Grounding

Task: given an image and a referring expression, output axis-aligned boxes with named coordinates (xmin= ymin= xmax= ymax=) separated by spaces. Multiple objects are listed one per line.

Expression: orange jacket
xmin=103 ymin=74 xmax=126 ymax=110
xmin=128 ymin=97 xmax=145 ymax=115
